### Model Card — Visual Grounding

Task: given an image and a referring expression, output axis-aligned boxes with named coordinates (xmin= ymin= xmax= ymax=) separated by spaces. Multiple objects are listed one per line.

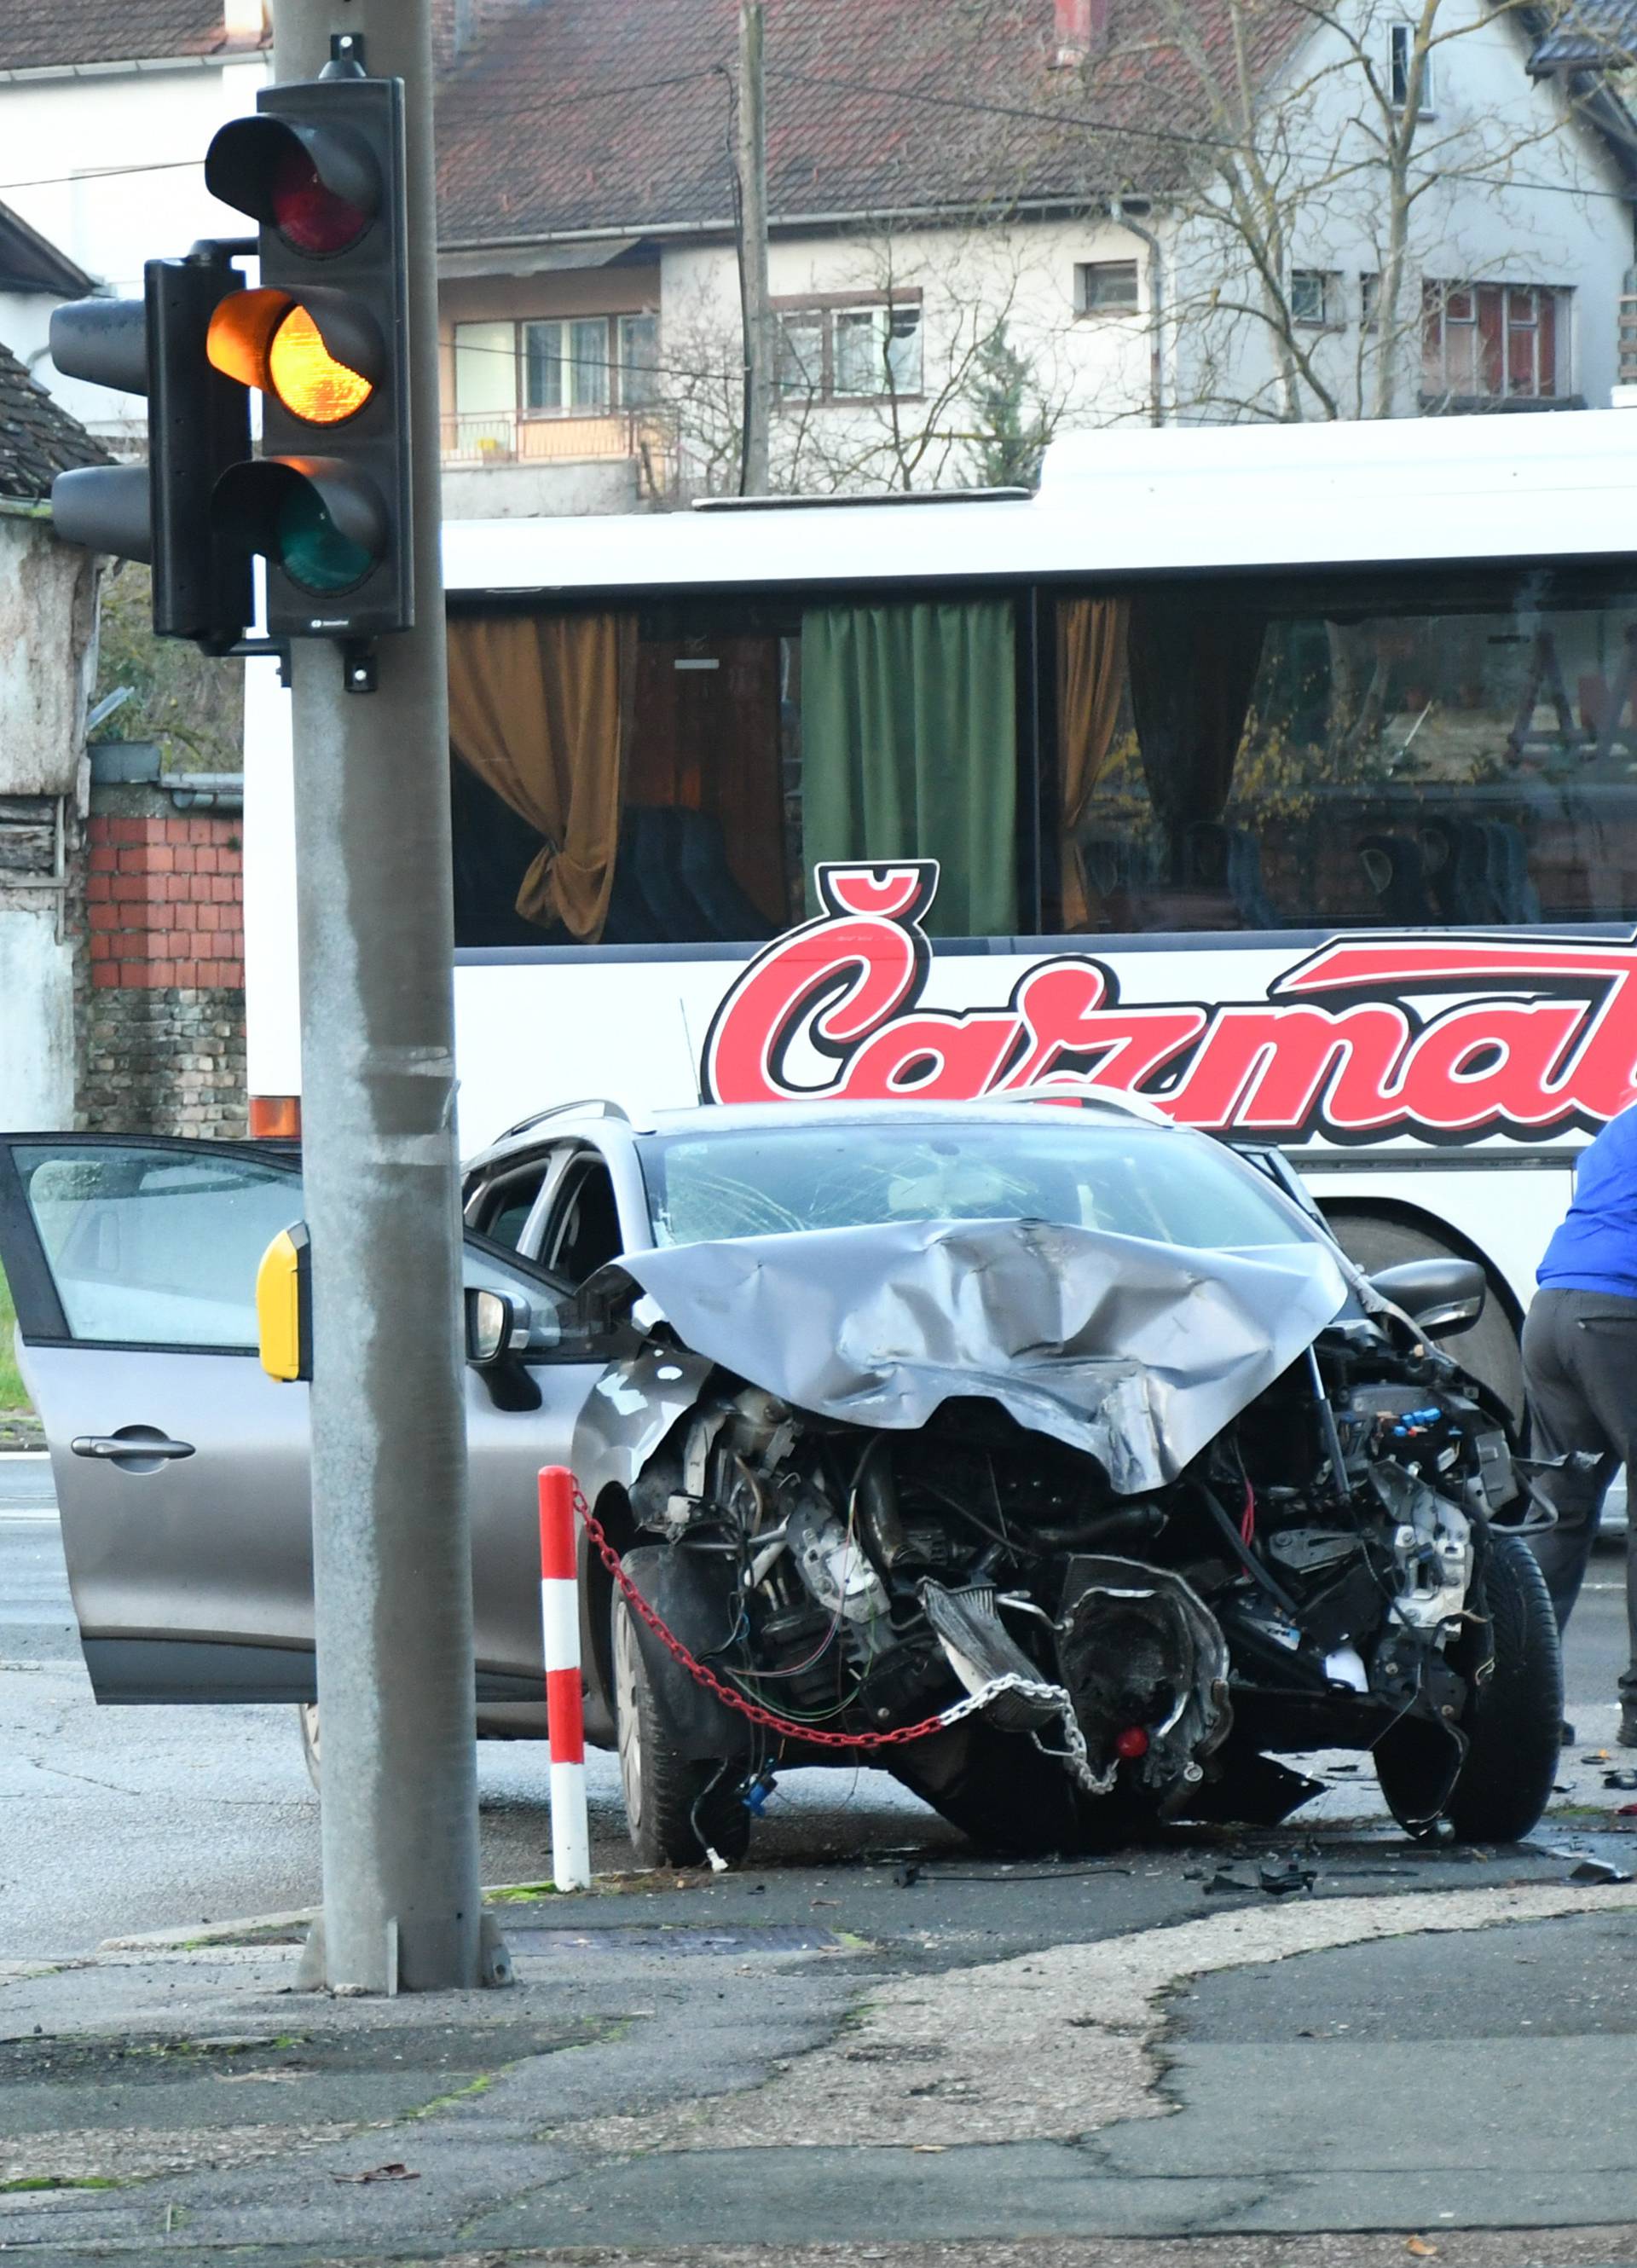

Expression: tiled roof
xmin=435 ymin=0 xmax=1313 ymax=248
xmin=0 ymin=3 xmax=265 ymax=72
xmin=1531 ymin=0 xmax=1637 ymax=69
xmin=0 ymin=341 xmax=109 ymax=503
xmin=0 ymin=199 xmax=95 ymax=297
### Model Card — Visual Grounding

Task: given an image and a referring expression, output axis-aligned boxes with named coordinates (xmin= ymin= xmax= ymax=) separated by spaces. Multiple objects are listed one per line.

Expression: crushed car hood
xmin=606 ymin=1219 xmax=1350 ymax=1495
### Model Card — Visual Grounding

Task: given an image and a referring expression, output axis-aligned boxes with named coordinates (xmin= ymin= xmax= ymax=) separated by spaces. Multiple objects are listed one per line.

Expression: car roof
xmin=465 ymin=1090 xmax=1178 ymax=1176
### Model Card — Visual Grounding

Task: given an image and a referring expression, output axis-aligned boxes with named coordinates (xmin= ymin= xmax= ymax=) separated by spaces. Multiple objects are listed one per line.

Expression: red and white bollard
xmin=539 ymin=1465 xmax=591 ymax=1891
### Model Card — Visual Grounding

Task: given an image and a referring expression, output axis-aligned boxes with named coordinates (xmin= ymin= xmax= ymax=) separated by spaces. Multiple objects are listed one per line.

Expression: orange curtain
xmin=447 ymin=612 xmax=632 ymax=940
xmin=1057 ymin=597 xmax=1129 ymax=929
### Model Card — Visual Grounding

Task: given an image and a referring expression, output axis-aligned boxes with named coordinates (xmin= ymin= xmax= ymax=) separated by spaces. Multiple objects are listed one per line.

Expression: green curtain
xmin=801 ymin=601 xmax=1018 ymax=938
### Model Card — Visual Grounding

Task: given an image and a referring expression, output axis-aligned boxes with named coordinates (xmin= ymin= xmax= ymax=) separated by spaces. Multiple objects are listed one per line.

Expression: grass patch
xmin=0 ymin=2176 xmax=122 ymax=2193
xmin=0 ymin=1264 xmax=26 ymax=1415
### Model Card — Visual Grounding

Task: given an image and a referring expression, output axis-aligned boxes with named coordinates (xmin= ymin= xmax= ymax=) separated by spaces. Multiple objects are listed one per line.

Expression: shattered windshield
xmin=636 ymin=1119 xmax=1316 ymax=1251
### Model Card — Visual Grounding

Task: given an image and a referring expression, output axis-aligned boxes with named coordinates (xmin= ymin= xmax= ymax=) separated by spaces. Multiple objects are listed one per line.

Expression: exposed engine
xmin=622 ymin=1315 xmax=1536 ymax=1849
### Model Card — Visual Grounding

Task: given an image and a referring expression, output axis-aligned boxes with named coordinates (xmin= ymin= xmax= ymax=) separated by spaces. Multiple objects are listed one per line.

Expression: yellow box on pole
xmin=257 ymin=1219 xmax=312 ymax=1382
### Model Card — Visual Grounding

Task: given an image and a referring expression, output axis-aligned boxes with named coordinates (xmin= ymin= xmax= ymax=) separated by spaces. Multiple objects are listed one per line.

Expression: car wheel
xmin=1325 ymin=1209 xmax=1523 ymax=1421
xmin=298 ymin=1702 xmax=321 ymax=1791
xmin=611 ymin=1588 xmax=749 ymax=1868
xmin=1375 ymin=1533 xmax=1563 ymax=1843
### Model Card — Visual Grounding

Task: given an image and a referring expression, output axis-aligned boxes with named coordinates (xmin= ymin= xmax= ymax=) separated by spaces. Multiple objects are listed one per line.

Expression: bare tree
xmin=1104 ymin=0 xmax=1622 ymax=421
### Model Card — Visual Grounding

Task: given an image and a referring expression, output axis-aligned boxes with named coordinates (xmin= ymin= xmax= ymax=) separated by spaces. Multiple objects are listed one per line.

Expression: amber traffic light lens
xmin=266 ymin=304 xmax=373 ymax=424
xmin=269 ymin=144 xmax=369 ymax=255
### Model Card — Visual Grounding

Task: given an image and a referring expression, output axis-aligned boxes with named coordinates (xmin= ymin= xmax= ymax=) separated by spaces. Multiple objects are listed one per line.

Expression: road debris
xmin=331 ymin=2162 xmax=419 ymax=2184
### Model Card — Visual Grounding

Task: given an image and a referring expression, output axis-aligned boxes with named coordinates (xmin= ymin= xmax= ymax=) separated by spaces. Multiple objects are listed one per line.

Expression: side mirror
xmin=465 ymin=1285 xmax=532 ymax=1366
xmin=464 ymin=1285 xmax=544 ymax=1412
xmin=1368 ymin=1255 xmax=1487 ymax=1336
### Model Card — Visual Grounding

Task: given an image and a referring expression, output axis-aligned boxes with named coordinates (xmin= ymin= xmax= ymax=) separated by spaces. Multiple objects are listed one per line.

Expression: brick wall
xmin=88 ymin=811 xmax=244 ymax=990
xmin=76 ymin=795 xmax=247 ymax=1137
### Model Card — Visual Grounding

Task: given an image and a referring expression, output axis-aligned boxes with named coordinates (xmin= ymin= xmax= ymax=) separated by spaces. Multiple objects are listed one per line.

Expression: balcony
xmin=440 ymin=408 xmax=674 ymax=518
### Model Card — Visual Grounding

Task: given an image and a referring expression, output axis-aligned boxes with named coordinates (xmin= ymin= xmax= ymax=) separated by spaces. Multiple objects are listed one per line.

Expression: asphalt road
xmin=2 ymin=1453 xmax=1631 ymax=1963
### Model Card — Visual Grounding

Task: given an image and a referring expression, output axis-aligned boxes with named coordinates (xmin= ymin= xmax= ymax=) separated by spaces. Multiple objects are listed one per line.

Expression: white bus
xmin=244 ymin=410 xmax=1637 ymax=1418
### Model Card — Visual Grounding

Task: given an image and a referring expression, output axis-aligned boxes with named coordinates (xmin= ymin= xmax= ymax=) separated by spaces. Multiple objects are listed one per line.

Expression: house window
xmin=1422 ymin=281 xmax=1568 ymax=403
xmin=773 ymin=298 xmax=923 ymax=402
xmin=453 ymin=313 xmax=660 ymax=424
xmin=617 ymin=312 xmax=659 ymax=407
xmin=776 ymin=311 xmax=825 ymax=397
xmin=1290 ymin=270 xmax=1338 ymax=327
xmin=1389 ymin=21 xmax=1435 ymax=111
xmin=1361 ymin=274 xmax=1380 ymax=330
xmin=524 ymin=318 xmax=610 ymax=412
xmin=1076 ymin=259 xmax=1140 ymax=315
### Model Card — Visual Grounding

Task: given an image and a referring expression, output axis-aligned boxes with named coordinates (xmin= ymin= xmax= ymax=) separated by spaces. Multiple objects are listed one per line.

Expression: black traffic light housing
xmin=205 ymin=65 xmax=413 ymax=639
xmin=49 ymin=248 xmax=254 ymax=654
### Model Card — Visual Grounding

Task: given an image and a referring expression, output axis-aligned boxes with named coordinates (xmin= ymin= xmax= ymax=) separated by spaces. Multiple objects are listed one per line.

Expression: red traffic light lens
xmin=270 ymin=145 xmax=369 ymax=255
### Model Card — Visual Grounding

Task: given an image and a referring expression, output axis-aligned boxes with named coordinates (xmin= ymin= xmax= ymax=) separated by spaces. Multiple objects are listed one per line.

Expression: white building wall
xmin=659 ymin=212 xmax=1157 ymax=496
xmin=1164 ymin=0 xmax=1634 ymax=423
xmin=0 ymin=55 xmax=271 ymax=435
xmin=0 ymin=291 xmax=54 ymax=382
xmin=643 ymin=0 xmax=1634 ymax=486
xmin=0 ymin=512 xmax=99 ymax=1129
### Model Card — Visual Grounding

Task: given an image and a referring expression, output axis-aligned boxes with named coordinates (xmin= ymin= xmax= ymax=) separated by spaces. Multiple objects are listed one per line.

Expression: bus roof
xmin=442 ymin=408 xmax=1637 ymax=599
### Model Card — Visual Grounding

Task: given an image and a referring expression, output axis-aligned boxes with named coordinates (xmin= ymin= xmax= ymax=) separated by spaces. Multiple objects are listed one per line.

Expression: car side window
xmin=10 ymin=1143 xmax=302 ymax=1350
xmin=466 ymin=1160 xmax=547 ymax=1250
xmin=546 ymin=1157 xmax=623 ymax=1287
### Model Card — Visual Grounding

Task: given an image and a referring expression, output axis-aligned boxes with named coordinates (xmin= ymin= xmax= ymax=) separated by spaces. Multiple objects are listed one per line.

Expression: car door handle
xmin=72 ymin=1434 xmax=195 ymax=1462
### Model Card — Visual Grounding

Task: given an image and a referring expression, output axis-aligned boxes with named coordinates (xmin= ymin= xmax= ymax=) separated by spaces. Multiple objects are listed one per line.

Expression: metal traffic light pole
xmin=273 ymin=0 xmax=501 ymax=1993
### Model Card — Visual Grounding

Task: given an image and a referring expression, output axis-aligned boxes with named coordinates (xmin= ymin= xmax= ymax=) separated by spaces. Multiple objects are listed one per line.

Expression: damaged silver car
xmin=558 ymin=1101 xmax=1562 ymax=1863
xmin=0 ymin=1099 xmax=1560 ymax=1864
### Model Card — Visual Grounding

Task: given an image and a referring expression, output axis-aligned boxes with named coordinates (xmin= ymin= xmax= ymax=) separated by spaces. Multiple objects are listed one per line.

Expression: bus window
xmin=799 ymin=600 xmax=1018 ymax=938
xmin=447 ymin=597 xmax=1027 ymax=949
xmin=1058 ymin=574 xmax=1637 ymax=934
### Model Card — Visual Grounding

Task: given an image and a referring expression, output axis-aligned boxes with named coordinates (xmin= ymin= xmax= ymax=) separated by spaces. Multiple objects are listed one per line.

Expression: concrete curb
xmin=94 ymin=1880 xmax=592 ymax=1954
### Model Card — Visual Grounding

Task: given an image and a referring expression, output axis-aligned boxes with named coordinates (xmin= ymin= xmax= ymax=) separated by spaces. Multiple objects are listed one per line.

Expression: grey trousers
xmin=1522 ymin=1284 xmax=1637 ymax=1703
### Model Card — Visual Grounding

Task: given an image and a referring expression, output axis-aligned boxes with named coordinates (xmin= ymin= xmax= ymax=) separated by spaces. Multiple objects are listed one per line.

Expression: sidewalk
xmin=7 ymin=1833 xmax=1637 ymax=2266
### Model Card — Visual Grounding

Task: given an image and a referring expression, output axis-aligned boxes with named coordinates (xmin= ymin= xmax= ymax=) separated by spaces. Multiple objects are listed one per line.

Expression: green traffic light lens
xmin=275 ymin=486 xmax=373 ymax=593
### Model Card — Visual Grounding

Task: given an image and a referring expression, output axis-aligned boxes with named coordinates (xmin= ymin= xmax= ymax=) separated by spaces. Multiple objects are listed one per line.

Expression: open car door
xmin=0 ymin=1136 xmax=313 ymax=1701
xmin=0 ymin=1134 xmax=614 ymax=1709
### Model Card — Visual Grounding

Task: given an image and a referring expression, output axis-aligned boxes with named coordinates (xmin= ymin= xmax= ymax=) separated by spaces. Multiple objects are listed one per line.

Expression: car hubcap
xmin=614 ymin=1599 xmax=645 ymax=1833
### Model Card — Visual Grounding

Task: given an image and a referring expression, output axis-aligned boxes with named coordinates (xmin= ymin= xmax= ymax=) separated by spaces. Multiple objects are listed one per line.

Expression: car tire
xmin=611 ymin=1588 xmax=749 ymax=1869
xmin=1375 ymin=1533 xmax=1563 ymax=1843
xmin=1325 ymin=1209 xmax=1523 ymax=1421
xmin=298 ymin=1702 xmax=321 ymax=1792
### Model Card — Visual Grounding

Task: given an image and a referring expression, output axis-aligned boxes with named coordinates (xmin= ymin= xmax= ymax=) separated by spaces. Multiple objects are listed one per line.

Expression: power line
xmin=0 ymin=68 xmax=726 ymax=197
xmin=1 ymin=52 xmax=1625 ymax=217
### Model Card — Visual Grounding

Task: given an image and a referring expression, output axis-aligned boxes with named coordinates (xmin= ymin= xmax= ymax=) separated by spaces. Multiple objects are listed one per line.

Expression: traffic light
xmin=204 ymin=65 xmax=413 ymax=639
xmin=49 ymin=249 xmax=254 ymax=654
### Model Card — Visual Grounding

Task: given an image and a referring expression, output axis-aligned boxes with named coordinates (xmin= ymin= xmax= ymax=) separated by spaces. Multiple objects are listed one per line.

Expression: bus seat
xmin=1182 ymin=821 xmax=1277 ymax=929
xmin=1359 ymin=832 xmax=1433 ymax=924
xmin=674 ymin=808 xmax=776 ymax=941
xmin=1481 ymin=822 xmax=1541 ymax=924
xmin=613 ymin=807 xmax=776 ymax=944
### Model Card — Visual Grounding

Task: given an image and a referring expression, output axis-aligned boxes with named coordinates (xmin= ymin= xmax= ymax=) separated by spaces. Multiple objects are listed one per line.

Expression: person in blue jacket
xmin=1525 ymin=1100 xmax=1637 ymax=1748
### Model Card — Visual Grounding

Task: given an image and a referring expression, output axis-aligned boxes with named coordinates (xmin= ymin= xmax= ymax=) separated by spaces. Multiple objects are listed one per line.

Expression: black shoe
xmin=1619 ymin=1707 xmax=1637 ymax=1750
xmin=1562 ymin=1719 xmax=1577 ymax=1746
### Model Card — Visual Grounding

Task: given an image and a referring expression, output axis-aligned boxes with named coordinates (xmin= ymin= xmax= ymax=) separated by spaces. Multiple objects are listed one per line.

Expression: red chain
xmin=576 ymin=1486 xmax=963 ymax=1751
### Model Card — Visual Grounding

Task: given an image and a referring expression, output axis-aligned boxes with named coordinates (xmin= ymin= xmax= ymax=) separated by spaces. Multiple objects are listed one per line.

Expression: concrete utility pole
xmin=275 ymin=0 xmax=502 ymax=1994
xmin=738 ymin=0 xmax=772 ymax=495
